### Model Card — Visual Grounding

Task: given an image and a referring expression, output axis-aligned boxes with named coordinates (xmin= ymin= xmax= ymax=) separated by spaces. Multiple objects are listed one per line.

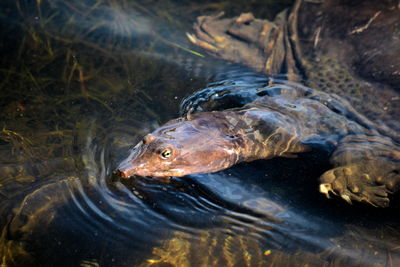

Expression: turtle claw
xmin=319 ymin=183 xmax=335 ymax=198
xmin=319 ymin=182 xmax=355 ymax=205
xmin=340 ymin=194 xmax=352 ymax=204
xmin=186 ymin=33 xmax=218 ymax=53
xmin=319 ymin=164 xmax=392 ymax=207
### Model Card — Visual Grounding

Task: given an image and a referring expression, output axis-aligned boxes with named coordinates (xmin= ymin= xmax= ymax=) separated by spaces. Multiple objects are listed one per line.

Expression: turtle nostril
xmin=116 ymin=169 xmax=129 ymax=178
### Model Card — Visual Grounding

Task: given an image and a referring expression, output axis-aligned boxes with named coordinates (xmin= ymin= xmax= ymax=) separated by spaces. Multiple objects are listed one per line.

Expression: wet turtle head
xmin=116 ymin=115 xmax=239 ymax=178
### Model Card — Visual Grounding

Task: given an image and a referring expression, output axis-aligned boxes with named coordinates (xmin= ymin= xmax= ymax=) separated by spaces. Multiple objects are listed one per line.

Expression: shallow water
xmin=1 ymin=0 xmax=400 ymax=266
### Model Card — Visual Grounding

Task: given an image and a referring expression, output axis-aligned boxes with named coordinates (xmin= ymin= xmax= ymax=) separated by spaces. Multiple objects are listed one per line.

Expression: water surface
xmin=1 ymin=0 xmax=400 ymax=266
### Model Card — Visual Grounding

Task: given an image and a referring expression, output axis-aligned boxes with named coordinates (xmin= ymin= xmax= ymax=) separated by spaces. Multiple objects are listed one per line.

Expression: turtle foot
xmin=319 ymin=161 xmax=400 ymax=207
xmin=188 ymin=12 xmax=281 ymax=74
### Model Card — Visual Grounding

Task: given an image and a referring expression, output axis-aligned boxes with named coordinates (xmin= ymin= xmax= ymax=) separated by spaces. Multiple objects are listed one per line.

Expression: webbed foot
xmin=187 ymin=12 xmax=285 ymax=75
xmin=320 ymin=160 xmax=400 ymax=207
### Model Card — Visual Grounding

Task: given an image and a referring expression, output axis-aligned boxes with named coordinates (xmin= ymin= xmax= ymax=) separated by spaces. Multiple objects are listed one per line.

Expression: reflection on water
xmin=1 ymin=0 xmax=400 ymax=266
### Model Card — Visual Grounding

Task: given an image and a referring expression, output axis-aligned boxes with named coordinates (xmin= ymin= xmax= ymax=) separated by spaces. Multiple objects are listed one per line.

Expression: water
xmin=1 ymin=0 xmax=400 ymax=266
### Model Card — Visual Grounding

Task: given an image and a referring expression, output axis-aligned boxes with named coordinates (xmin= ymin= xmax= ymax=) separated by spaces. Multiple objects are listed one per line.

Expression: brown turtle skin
xmin=117 ymin=86 xmax=313 ymax=178
xmin=117 ymin=0 xmax=400 ymax=207
xmin=117 ymin=83 xmax=400 ymax=207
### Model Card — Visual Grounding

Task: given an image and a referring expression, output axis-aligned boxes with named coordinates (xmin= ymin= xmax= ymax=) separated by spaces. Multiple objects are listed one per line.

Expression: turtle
xmin=116 ymin=0 xmax=400 ymax=207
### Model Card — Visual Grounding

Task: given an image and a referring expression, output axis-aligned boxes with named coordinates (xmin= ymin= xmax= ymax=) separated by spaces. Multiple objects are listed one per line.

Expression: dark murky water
xmin=1 ymin=0 xmax=400 ymax=266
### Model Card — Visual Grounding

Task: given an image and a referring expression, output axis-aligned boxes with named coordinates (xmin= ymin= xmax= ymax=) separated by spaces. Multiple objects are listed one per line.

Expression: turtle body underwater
xmin=117 ymin=0 xmax=400 ymax=207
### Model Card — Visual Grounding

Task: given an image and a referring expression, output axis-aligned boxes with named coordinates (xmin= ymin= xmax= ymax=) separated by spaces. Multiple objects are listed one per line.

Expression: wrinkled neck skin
xmin=116 ymin=91 xmax=370 ymax=178
xmin=221 ymin=109 xmax=308 ymax=162
xmin=116 ymin=101 xmax=313 ymax=178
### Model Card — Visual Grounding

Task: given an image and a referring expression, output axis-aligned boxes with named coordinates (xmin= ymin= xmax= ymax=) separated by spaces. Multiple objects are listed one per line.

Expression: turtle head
xmin=116 ymin=114 xmax=239 ymax=178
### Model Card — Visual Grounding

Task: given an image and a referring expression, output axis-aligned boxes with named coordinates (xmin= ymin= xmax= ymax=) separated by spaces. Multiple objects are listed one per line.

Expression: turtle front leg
xmin=187 ymin=12 xmax=288 ymax=75
xmin=180 ymin=72 xmax=268 ymax=116
xmin=180 ymin=78 xmax=315 ymax=116
xmin=320 ymin=135 xmax=400 ymax=207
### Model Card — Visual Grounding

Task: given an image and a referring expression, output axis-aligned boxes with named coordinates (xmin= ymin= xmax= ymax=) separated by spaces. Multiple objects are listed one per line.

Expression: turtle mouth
xmin=115 ymin=161 xmax=186 ymax=178
xmin=139 ymin=169 xmax=187 ymax=178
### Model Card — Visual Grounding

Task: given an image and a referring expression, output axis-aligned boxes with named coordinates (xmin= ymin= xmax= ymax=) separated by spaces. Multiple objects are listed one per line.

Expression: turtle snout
xmin=116 ymin=160 xmax=138 ymax=178
xmin=115 ymin=168 xmax=130 ymax=178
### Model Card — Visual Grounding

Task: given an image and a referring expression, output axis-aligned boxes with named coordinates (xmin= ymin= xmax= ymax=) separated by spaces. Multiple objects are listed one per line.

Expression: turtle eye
xmin=160 ymin=149 xmax=172 ymax=159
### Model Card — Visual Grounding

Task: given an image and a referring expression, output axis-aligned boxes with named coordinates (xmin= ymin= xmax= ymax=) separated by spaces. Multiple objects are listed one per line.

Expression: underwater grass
xmin=1 ymin=0 xmax=294 ymax=194
xmin=0 ymin=0 xmax=295 ymax=200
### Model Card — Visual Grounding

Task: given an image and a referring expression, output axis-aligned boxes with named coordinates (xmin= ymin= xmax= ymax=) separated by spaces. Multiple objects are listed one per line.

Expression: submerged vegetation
xmin=0 ymin=0 xmax=294 ymax=194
